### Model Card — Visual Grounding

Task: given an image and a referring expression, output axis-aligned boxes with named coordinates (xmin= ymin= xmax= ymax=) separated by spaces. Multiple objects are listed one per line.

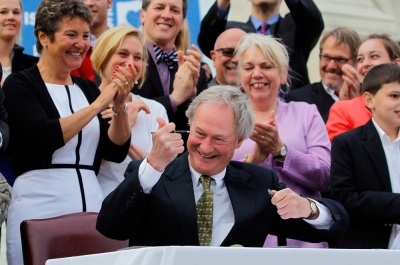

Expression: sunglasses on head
xmin=215 ymin=48 xmax=236 ymax=58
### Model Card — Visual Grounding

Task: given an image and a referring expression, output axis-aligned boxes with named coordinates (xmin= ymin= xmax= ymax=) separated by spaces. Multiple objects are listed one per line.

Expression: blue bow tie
xmin=154 ymin=45 xmax=178 ymax=69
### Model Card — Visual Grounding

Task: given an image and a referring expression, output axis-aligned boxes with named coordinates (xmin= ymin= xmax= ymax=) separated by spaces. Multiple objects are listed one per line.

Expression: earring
xmin=43 ymin=44 xmax=47 ymax=50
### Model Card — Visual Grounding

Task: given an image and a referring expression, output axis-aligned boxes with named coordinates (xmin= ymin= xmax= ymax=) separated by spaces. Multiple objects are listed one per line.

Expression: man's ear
xmin=107 ymin=0 xmax=113 ymax=9
xmin=140 ymin=9 xmax=146 ymax=25
xmin=210 ymin=51 xmax=216 ymax=65
xmin=394 ymin=58 xmax=400 ymax=65
xmin=236 ymin=136 xmax=245 ymax=149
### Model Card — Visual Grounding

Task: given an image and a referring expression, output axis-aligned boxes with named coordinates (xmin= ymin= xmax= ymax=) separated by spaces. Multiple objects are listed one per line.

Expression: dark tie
xmin=196 ymin=175 xmax=213 ymax=246
xmin=153 ymin=45 xmax=178 ymax=69
xmin=260 ymin=22 xmax=269 ymax=35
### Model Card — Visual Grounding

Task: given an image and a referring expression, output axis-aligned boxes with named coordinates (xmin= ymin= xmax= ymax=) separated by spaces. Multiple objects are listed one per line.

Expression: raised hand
xmin=112 ymin=63 xmax=138 ymax=109
xmin=339 ymin=64 xmax=360 ymax=100
xmin=250 ymin=110 xmax=284 ymax=157
xmin=270 ymin=188 xmax=315 ymax=220
xmin=171 ymin=51 xmax=197 ymax=105
xmin=146 ymin=117 xmax=185 ymax=172
xmin=126 ymin=99 xmax=151 ymax=128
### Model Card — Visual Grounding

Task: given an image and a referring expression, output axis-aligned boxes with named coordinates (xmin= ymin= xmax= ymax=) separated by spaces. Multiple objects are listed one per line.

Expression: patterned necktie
xmin=153 ymin=45 xmax=178 ymax=69
xmin=196 ymin=175 xmax=213 ymax=246
xmin=260 ymin=22 xmax=269 ymax=35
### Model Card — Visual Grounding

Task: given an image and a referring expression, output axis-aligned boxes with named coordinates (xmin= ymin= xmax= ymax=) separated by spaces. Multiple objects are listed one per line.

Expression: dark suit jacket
xmin=132 ymin=51 xmax=208 ymax=145
xmin=331 ymin=119 xmax=400 ymax=249
xmin=285 ymin=82 xmax=335 ymax=123
xmin=97 ymin=152 xmax=349 ymax=247
xmin=197 ymin=0 xmax=324 ymax=89
xmin=12 ymin=45 xmax=38 ymax=73
xmin=0 ymin=64 xmax=9 ymax=158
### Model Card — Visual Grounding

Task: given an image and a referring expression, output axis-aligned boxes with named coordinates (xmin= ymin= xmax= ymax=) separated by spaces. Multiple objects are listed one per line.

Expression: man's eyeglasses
xmin=215 ymin=48 xmax=236 ymax=58
xmin=319 ymin=54 xmax=351 ymax=65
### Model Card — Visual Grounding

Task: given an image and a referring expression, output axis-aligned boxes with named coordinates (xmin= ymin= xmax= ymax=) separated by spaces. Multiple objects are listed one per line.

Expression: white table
xmin=45 ymin=246 xmax=400 ymax=265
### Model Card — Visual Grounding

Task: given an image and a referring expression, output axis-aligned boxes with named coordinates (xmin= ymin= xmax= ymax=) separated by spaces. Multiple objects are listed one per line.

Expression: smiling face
xmin=211 ymin=29 xmax=246 ymax=86
xmin=187 ymin=102 xmax=244 ymax=176
xmin=103 ymin=35 xmax=143 ymax=84
xmin=140 ymin=0 xmax=183 ymax=50
xmin=365 ymin=82 xmax=400 ymax=136
xmin=357 ymin=39 xmax=395 ymax=82
xmin=0 ymin=0 xmax=21 ymax=41
xmin=240 ymin=46 xmax=287 ymax=106
xmin=40 ymin=16 xmax=90 ymax=73
xmin=319 ymin=35 xmax=354 ymax=91
xmin=83 ymin=0 xmax=112 ymax=32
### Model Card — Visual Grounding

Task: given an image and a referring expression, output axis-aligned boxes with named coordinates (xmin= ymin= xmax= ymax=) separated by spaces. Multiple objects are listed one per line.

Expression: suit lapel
xmin=361 ymin=120 xmax=392 ymax=191
xmin=245 ymin=18 xmax=256 ymax=32
xmin=221 ymin=164 xmax=256 ymax=246
xmin=163 ymin=153 xmax=199 ymax=245
xmin=312 ymin=82 xmax=335 ymax=114
xmin=169 ymin=64 xmax=178 ymax=94
xmin=146 ymin=51 xmax=165 ymax=96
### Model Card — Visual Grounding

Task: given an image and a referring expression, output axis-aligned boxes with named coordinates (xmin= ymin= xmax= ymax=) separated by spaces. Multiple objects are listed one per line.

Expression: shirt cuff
xmin=303 ymin=199 xmax=333 ymax=230
xmin=169 ymin=95 xmax=178 ymax=113
xmin=216 ymin=5 xmax=229 ymax=19
xmin=138 ymin=157 xmax=164 ymax=194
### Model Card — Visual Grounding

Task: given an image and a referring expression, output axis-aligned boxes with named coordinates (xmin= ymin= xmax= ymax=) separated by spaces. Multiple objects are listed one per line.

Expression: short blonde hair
xmin=236 ymin=33 xmax=290 ymax=85
xmin=91 ymin=24 xmax=147 ymax=87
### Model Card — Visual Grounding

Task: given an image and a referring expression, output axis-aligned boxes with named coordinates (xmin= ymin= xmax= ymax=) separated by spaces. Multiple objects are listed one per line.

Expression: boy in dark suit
xmin=331 ymin=63 xmax=400 ymax=249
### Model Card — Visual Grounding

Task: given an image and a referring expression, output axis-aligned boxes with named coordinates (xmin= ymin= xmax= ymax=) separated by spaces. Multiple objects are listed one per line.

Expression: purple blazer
xmin=232 ymin=100 xmax=331 ymax=248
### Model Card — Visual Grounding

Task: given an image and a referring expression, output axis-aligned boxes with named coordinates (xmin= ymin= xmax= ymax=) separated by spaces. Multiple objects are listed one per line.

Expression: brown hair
xmin=319 ymin=27 xmax=361 ymax=60
xmin=363 ymin=33 xmax=400 ymax=62
xmin=362 ymin=63 xmax=400 ymax=94
xmin=34 ymin=0 xmax=91 ymax=54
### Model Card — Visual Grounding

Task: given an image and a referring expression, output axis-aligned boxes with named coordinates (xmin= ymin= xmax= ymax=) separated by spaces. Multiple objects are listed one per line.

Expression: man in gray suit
xmin=208 ymin=28 xmax=246 ymax=87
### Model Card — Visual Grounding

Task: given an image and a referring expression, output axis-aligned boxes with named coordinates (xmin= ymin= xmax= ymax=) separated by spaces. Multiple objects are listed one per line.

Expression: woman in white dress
xmin=3 ymin=1 xmax=134 ymax=264
xmin=91 ymin=25 xmax=168 ymax=198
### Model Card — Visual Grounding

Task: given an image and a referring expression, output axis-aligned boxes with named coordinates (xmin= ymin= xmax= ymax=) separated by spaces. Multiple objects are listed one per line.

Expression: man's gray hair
xmin=186 ymin=85 xmax=255 ymax=139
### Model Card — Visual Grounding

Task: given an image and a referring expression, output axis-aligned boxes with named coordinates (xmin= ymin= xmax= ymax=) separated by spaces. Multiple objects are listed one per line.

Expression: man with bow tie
xmin=132 ymin=0 xmax=208 ymax=148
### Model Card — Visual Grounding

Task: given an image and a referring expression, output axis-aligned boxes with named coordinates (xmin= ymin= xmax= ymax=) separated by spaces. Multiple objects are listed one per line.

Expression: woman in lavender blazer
xmin=231 ymin=34 xmax=331 ymax=248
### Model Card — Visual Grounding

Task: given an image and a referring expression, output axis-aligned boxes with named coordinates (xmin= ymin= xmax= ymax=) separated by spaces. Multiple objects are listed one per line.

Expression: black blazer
xmin=97 ymin=152 xmax=349 ymax=247
xmin=331 ymin=119 xmax=400 ymax=249
xmin=0 ymin=64 xmax=9 ymax=158
xmin=285 ymin=82 xmax=335 ymax=123
xmin=11 ymin=44 xmax=39 ymax=73
xmin=197 ymin=0 xmax=324 ymax=89
xmin=3 ymin=65 xmax=130 ymax=177
xmin=132 ymin=51 xmax=208 ymax=145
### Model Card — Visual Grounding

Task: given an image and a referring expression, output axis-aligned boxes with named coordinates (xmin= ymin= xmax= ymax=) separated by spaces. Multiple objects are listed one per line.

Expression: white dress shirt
xmin=371 ymin=119 xmax=400 ymax=249
xmin=322 ymin=82 xmax=339 ymax=102
xmin=138 ymin=156 xmax=333 ymax=246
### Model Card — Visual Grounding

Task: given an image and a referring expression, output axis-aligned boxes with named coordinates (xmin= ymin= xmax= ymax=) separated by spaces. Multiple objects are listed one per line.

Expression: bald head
xmin=214 ymin=28 xmax=247 ymax=50
xmin=211 ymin=29 xmax=247 ymax=86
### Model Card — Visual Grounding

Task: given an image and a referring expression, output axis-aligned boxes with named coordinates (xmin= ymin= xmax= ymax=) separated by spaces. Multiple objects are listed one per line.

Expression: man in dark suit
xmin=330 ymin=64 xmax=400 ymax=249
xmin=198 ymin=0 xmax=324 ymax=89
xmin=286 ymin=28 xmax=361 ymax=122
xmin=132 ymin=0 xmax=207 ymax=146
xmin=97 ymin=85 xmax=349 ymax=247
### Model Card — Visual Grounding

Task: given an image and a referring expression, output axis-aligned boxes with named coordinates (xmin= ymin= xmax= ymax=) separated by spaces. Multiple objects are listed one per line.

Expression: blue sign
xmin=20 ymin=0 xmax=202 ymax=57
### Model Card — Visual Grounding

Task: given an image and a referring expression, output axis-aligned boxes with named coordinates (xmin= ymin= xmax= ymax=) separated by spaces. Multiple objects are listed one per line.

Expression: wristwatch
xmin=274 ymin=144 xmax=287 ymax=159
xmin=306 ymin=199 xmax=318 ymax=219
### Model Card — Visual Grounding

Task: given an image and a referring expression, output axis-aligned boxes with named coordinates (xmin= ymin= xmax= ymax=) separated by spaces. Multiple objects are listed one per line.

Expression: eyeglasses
xmin=319 ymin=54 xmax=351 ymax=65
xmin=215 ymin=48 xmax=236 ymax=58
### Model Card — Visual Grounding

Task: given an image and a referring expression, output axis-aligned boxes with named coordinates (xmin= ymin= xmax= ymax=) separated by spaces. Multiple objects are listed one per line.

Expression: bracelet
xmin=112 ymin=103 xmax=128 ymax=116
xmin=142 ymin=152 xmax=148 ymax=160
xmin=242 ymin=154 xmax=250 ymax=163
